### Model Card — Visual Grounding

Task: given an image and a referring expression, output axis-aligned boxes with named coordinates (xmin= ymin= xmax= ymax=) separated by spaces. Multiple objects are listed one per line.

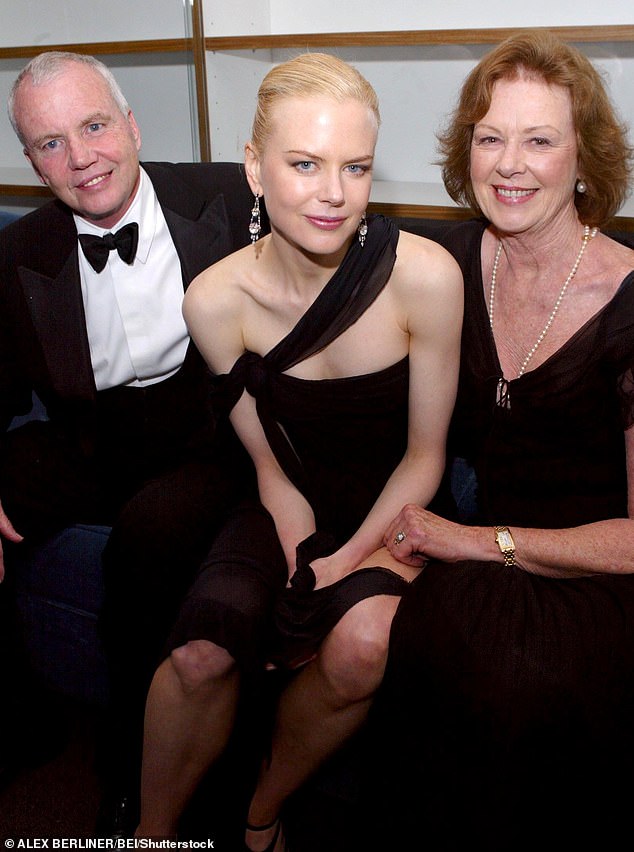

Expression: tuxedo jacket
xmin=0 ymin=161 xmax=258 ymax=439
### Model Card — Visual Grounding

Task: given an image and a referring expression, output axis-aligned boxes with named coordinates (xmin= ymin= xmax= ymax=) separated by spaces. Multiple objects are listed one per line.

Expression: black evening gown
xmin=373 ymin=219 xmax=634 ymax=851
xmin=212 ymin=215 xmax=447 ymax=669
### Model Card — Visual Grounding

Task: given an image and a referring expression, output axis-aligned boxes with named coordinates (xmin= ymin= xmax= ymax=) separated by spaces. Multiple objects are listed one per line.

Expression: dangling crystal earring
xmin=576 ymin=179 xmax=587 ymax=194
xmin=249 ymin=194 xmax=261 ymax=243
xmin=358 ymin=214 xmax=368 ymax=248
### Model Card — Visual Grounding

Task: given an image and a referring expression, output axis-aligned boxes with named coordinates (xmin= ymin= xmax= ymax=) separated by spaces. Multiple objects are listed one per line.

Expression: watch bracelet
xmin=494 ymin=525 xmax=516 ymax=568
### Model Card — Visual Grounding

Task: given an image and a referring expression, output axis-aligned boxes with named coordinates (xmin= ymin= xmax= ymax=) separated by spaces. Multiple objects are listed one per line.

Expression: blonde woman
xmin=174 ymin=53 xmax=460 ymax=849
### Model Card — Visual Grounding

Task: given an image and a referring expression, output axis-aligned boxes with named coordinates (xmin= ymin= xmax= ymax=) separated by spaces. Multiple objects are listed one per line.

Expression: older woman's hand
xmin=384 ymin=503 xmax=477 ymax=566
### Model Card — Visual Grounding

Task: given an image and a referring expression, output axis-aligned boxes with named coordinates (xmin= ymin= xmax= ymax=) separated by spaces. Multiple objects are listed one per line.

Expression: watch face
xmin=497 ymin=529 xmax=513 ymax=549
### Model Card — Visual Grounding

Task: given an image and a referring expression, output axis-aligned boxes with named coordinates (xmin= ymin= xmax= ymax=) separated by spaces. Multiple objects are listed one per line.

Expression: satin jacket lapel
xmin=19 ymin=252 xmax=96 ymax=400
xmin=16 ymin=165 xmax=232 ymax=402
xmin=143 ymin=161 xmax=235 ymax=287
xmin=162 ymin=192 xmax=233 ymax=289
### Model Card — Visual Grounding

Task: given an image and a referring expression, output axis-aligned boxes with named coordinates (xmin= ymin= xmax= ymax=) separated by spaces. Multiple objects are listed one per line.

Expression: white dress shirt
xmin=74 ymin=167 xmax=189 ymax=390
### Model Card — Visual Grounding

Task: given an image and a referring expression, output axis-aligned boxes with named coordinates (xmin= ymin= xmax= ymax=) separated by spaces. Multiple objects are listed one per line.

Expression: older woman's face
xmin=470 ymin=76 xmax=579 ymax=234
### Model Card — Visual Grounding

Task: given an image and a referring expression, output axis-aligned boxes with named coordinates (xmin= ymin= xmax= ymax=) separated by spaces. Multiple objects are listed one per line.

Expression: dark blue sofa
xmin=0 ymin=209 xmax=108 ymax=706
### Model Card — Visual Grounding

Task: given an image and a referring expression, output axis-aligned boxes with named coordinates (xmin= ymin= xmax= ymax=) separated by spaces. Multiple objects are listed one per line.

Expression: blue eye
xmin=347 ymin=164 xmax=369 ymax=175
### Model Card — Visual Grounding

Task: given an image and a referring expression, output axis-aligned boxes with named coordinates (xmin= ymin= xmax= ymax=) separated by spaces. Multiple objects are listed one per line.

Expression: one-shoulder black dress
xmin=169 ymin=216 xmax=428 ymax=672
xmin=373 ymin=219 xmax=634 ymax=851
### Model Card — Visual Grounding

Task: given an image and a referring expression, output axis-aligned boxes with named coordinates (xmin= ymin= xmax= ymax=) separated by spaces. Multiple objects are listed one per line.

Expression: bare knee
xmin=319 ymin=595 xmax=400 ymax=704
xmin=170 ymin=640 xmax=236 ymax=694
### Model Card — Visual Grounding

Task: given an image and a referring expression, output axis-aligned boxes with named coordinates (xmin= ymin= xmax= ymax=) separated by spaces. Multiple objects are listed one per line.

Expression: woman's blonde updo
xmin=250 ymin=52 xmax=380 ymax=154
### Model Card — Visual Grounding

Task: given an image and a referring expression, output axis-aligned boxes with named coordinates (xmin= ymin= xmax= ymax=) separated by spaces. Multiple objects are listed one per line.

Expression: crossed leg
xmin=245 ymin=589 xmax=403 ymax=852
xmin=135 ymin=640 xmax=240 ymax=838
xmin=134 ymin=501 xmax=286 ymax=839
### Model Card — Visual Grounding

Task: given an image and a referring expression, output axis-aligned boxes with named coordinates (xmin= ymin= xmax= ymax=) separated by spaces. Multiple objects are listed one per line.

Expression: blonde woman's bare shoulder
xmin=186 ymin=245 xmax=251 ymax=312
xmin=183 ymin=246 xmax=256 ymax=372
xmin=394 ymin=228 xmax=463 ymax=292
xmin=183 ymin=245 xmax=254 ymax=341
xmin=189 ymin=243 xmax=253 ymax=297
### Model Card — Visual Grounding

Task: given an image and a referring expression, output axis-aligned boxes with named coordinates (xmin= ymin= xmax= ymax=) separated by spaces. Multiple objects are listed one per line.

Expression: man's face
xmin=16 ymin=61 xmax=142 ymax=229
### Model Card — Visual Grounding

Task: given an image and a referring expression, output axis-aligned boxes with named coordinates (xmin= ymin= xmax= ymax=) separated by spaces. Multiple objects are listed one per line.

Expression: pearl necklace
xmin=488 ymin=224 xmax=598 ymax=378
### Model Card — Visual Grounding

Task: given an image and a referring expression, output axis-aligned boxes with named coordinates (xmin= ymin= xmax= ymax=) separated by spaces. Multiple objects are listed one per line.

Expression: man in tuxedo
xmin=0 ymin=51 xmax=258 ymax=833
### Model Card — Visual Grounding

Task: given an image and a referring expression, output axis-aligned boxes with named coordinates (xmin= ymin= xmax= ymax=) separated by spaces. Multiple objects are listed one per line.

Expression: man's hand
xmin=0 ymin=499 xmax=24 ymax=582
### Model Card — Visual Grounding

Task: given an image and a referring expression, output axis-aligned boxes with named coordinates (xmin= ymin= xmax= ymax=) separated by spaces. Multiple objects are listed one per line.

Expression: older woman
xmin=376 ymin=29 xmax=634 ymax=851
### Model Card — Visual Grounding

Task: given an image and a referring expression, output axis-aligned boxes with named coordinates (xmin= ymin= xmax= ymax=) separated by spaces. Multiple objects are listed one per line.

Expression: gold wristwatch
xmin=494 ymin=526 xmax=516 ymax=567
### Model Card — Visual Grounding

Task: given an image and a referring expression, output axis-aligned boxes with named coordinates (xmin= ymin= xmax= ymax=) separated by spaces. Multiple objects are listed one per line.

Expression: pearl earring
xmin=576 ymin=179 xmax=587 ymax=194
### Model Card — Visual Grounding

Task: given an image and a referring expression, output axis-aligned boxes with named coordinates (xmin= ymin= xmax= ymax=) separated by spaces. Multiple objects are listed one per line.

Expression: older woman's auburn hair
xmin=437 ymin=29 xmax=633 ymax=227
xmin=250 ymin=52 xmax=380 ymax=152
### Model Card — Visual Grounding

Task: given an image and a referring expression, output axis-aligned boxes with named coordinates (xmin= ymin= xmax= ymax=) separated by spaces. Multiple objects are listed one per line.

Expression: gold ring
xmin=394 ymin=530 xmax=406 ymax=545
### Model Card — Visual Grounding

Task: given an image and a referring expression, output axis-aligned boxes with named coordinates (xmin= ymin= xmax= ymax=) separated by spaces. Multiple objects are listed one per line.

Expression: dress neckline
xmin=479 ymin=230 xmax=634 ymax=386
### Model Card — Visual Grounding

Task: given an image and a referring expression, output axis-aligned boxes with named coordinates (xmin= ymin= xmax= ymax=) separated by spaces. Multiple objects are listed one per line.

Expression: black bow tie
xmin=78 ymin=222 xmax=139 ymax=273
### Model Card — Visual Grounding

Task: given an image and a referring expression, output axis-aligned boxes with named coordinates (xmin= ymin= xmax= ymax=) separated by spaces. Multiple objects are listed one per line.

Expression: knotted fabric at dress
xmin=78 ymin=222 xmax=139 ymax=273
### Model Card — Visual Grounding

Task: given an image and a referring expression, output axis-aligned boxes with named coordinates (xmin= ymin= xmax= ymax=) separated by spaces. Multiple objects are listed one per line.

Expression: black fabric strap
xmin=212 ymin=215 xmax=399 ymax=494
xmin=267 ymin=214 xmax=399 ymax=369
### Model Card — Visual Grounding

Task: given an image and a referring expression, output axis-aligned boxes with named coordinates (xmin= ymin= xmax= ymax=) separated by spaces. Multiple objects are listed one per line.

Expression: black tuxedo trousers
xmin=1 ymin=358 xmax=257 ymax=791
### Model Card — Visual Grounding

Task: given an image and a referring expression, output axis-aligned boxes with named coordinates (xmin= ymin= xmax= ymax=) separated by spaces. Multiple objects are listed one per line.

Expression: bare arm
xmin=384 ymin=426 xmax=634 ymax=578
xmin=226 ymin=390 xmax=316 ymax=574
xmin=313 ymin=233 xmax=463 ymax=585
xmin=184 ymin=258 xmax=316 ymax=576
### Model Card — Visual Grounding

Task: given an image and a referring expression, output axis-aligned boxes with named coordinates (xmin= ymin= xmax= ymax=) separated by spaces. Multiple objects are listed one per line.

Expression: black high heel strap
xmin=246 ymin=817 xmax=279 ymax=832
xmin=245 ymin=817 xmax=283 ymax=852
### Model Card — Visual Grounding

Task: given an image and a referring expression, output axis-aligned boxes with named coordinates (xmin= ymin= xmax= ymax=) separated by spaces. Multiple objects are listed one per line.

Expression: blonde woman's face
xmin=248 ymin=95 xmax=377 ymax=258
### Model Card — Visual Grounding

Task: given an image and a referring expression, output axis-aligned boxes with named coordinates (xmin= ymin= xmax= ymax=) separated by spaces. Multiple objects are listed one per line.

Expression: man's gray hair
xmin=8 ymin=51 xmax=130 ymax=146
